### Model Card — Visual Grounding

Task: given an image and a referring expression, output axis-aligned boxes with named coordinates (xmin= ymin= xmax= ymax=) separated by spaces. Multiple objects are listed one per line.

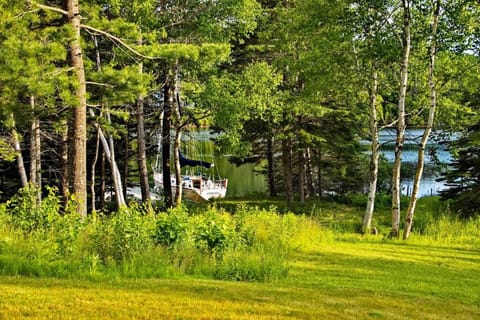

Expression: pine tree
xmin=440 ymin=122 xmax=480 ymax=218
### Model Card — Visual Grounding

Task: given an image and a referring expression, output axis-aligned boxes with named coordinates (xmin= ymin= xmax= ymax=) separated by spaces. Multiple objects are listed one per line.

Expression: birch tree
xmin=391 ymin=0 xmax=412 ymax=237
xmin=403 ymin=0 xmax=441 ymax=239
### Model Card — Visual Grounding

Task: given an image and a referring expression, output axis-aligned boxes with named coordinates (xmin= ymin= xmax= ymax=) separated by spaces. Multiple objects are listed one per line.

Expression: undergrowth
xmin=0 ymin=186 xmax=326 ymax=282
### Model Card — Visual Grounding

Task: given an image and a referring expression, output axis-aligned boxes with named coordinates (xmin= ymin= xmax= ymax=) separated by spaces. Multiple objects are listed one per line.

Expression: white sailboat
xmin=154 ymin=148 xmax=228 ymax=202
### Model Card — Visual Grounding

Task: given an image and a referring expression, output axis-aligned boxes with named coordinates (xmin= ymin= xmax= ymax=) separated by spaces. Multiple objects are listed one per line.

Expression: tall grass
xmin=422 ymin=215 xmax=480 ymax=249
xmin=0 ymin=187 xmax=325 ymax=281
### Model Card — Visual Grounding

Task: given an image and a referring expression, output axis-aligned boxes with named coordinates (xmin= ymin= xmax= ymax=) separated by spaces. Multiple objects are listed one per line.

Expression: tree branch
xmin=86 ymin=81 xmax=115 ymax=88
xmin=379 ymin=119 xmax=399 ymax=130
xmin=27 ymin=1 xmax=68 ymax=16
xmin=81 ymin=24 xmax=162 ymax=60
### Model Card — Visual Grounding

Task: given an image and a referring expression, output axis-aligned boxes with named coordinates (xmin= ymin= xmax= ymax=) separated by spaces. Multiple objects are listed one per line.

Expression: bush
xmin=191 ymin=208 xmax=237 ymax=255
xmin=86 ymin=208 xmax=156 ymax=263
xmin=154 ymin=206 xmax=189 ymax=246
xmin=6 ymin=185 xmax=60 ymax=233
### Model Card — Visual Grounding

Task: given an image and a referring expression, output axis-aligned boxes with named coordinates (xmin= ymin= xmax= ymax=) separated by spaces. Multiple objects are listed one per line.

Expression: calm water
xmin=376 ymin=128 xmax=454 ymax=197
xmin=177 ymin=129 xmax=453 ymax=198
xmin=178 ymin=130 xmax=266 ymax=197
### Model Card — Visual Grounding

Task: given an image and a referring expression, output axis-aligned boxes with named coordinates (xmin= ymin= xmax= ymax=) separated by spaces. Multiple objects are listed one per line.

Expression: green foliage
xmin=0 ymin=138 xmax=15 ymax=162
xmin=86 ymin=209 xmax=157 ymax=263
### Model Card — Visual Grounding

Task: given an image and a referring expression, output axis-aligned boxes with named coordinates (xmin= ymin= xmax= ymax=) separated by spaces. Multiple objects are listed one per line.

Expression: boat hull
xmin=154 ymin=171 xmax=227 ymax=202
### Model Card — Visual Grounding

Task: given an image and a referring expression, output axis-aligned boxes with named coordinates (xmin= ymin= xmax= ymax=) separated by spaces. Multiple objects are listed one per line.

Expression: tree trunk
xmin=173 ymin=129 xmax=182 ymax=206
xmin=317 ymin=149 xmax=323 ymax=199
xmin=267 ymin=134 xmax=276 ymax=197
xmin=391 ymin=0 xmax=411 ymax=237
xmin=363 ymin=69 xmax=379 ymax=234
xmin=305 ymin=147 xmax=315 ymax=198
xmin=99 ymin=150 xmax=106 ymax=210
xmin=90 ymin=129 xmax=100 ymax=212
xmin=60 ymin=121 xmax=70 ymax=207
xmin=298 ymin=148 xmax=306 ymax=204
xmin=172 ymin=63 xmax=184 ymax=207
xmin=11 ymin=115 xmax=28 ymax=187
xmin=30 ymin=95 xmax=42 ymax=202
xmin=282 ymin=135 xmax=294 ymax=206
xmin=136 ymin=63 xmax=151 ymax=204
xmin=89 ymin=110 xmax=127 ymax=208
xmin=66 ymin=0 xmax=88 ymax=216
xmin=92 ymin=35 xmax=127 ymax=208
xmin=404 ymin=0 xmax=440 ymax=240
xmin=106 ymin=129 xmax=126 ymax=207
xmin=162 ymin=69 xmax=173 ymax=208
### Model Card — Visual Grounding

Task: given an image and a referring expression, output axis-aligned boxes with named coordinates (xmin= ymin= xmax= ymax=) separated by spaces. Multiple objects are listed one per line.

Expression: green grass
xmin=1 ymin=237 xmax=479 ymax=319
xmin=1 ymin=192 xmax=479 ymax=319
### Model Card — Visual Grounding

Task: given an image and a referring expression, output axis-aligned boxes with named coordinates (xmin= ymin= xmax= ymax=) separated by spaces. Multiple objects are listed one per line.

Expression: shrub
xmin=191 ymin=208 xmax=237 ymax=255
xmin=154 ymin=206 xmax=189 ymax=246
xmin=6 ymin=185 xmax=60 ymax=233
xmin=86 ymin=208 xmax=156 ymax=263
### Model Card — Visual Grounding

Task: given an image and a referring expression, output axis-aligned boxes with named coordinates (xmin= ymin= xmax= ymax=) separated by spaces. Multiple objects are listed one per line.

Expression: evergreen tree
xmin=440 ymin=122 xmax=480 ymax=218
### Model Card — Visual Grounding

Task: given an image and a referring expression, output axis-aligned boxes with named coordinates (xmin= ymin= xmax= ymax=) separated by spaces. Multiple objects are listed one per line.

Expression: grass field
xmin=1 ymin=237 xmax=479 ymax=319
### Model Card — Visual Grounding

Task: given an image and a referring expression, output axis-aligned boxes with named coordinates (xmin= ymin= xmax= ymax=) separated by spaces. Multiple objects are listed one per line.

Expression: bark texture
xmin=66 ymin=0 xmax=88 ymax=216
xmin=30 ymin=96 xmax=42 ymax=199
xmin=136 ymin=93 xmax=151 ymax=204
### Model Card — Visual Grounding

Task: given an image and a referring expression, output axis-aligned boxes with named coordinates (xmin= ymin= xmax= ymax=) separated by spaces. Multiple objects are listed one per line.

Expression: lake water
xmin=375 ymin=128 xmax=454 ymax=197
xmin=178 ymin=130 xmax=266 ymax=197
xmin=179 ymin=129 xmax=453 ymax=198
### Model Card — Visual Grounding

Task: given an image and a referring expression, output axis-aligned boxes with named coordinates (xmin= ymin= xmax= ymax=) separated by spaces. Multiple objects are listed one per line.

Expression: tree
xmin=203 ymin=61 xmax=285 ymax=200
xmin=390 ymin=0 xmax=412 ymax=238
xmin=346 ymin=0 xmax=400 ymax=234
xmin=440 ymin=121 xmax=480 ymax=217
xmin=403 ymin=0 xmax=441 ymax=239
xmin=0 ymin=1 xmax=71 ymax=198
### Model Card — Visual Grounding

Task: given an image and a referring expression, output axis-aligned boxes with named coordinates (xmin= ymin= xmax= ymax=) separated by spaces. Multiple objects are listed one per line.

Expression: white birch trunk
xmin=363 ymin=70 xmax=379 ymax=234
xmin=403 ymin=0 xmax=440 ymax=240
xmin=173 ymin=63 xmax=183 ymax=207
xmin=11 ymin=115 xmax=28 ymax=187
xmin=173 ymin=129 xmax=183 ymax=206
xmin=91 ymin=35 xmax=126 ymax=208
xmin=106 ymin=123 xmax=126 ymax=208
xmin=391 ymin=0 xmax=411 ymax=237
xmin=90 ymin=130 xmax=100 ymax=212
xmin=89 ymin=110 xmax=126 ymax=207
xmin=30 ymin=96 xmax=42 ymax=202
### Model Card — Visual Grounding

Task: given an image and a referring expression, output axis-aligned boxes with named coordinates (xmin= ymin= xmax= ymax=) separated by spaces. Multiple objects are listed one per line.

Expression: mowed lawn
xmin=1 ymin=239 xmax=479 ymax=319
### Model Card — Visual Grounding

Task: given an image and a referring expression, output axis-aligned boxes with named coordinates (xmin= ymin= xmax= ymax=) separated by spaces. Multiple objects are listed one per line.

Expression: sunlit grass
xmin=1 ymin=237 xmax=479 ymax=319
xmin=1 ymin=193 xmax=480 ymax=319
